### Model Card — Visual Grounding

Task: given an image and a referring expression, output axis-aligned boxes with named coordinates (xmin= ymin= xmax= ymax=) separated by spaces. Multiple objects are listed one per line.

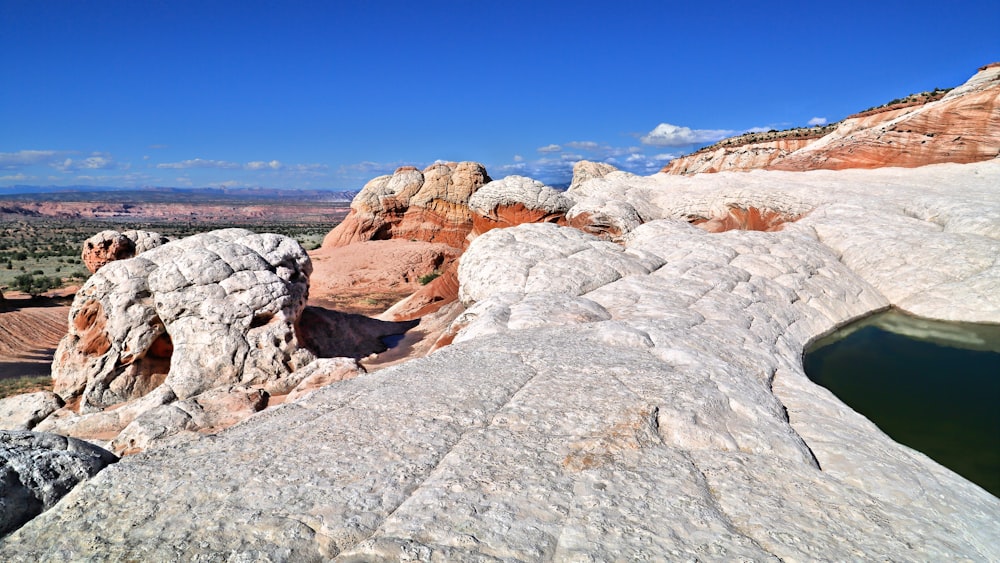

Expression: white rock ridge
xmin=1 ymin=162 xmax=998 ymax=560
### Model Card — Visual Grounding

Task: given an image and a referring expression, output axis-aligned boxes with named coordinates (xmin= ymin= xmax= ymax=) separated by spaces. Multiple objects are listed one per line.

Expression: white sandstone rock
xmin=2 ymin=162 xmax=998 ymax=560
xmin=0 ymin=393 xmax=64 ymax=431
xmin=468 ymin=175 xmax=574 ymax=217
xmin=54 ymin=229 xmax=314 ymax=413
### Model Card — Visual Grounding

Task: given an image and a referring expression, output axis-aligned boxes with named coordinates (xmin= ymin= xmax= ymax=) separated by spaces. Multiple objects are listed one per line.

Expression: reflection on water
xmin=804 ymin=309 xmax=1000 ymax=498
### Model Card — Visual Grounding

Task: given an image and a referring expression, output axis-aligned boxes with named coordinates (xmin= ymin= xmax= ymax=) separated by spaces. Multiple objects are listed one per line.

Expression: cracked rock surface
xmin=1 ymin=162 xmax=998 ymax=560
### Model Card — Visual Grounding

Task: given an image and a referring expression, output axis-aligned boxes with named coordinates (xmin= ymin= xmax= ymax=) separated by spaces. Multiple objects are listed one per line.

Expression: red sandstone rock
xmin=689 ymin=207 xmax=799 ymax=233
xmin=322 ymin=162 xmax=491 ymax=248
xmin=470 ymin=203 xmax=568 ymax=237
xmin=379 ymin=262 xmax=461 ymax=321
xmin=663 ymin=64 xmax=1000 ymax=174
xmin=308 ymin=239 xmax=461 ymax=305
xmin=82 ymin=231 xmax=135 ymax=274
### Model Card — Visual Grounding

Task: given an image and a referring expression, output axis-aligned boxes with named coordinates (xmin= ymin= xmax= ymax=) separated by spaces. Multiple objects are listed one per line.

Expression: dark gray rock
xmin=0 ymin=431 xmax=117 ymax=537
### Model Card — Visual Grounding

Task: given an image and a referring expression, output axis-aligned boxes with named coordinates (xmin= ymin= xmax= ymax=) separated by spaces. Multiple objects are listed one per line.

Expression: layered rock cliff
xmin=664 ymin=63 xmax=1000 ymax=174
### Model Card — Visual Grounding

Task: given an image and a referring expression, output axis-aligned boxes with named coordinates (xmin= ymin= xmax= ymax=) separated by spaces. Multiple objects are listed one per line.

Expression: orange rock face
xmin=82 ymin=232 xmax=135 ymax=274
xmin=689 ymin=207 xmax=800 ymax=233
xmin=663 ymin=64 xmax=1000 ymax=174
xmin=471 ymin=203 xmax=567 ymax=237
xmin=322 ymin=162 xmax=491 ymax=248
xmin=378 ymin=262 xmax=461 ymax=321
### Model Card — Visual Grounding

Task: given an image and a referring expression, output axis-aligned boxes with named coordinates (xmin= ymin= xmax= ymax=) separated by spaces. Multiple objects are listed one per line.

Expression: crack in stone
xmin=336 ymin=351 xmax=541 ymax=558
xmin=680 ymin=450 xmax=785 ymax=562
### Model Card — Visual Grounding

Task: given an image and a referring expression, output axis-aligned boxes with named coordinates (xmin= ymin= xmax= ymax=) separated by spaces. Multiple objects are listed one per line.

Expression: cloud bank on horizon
xmin=0 ymin=123 xmax=751 ymax=190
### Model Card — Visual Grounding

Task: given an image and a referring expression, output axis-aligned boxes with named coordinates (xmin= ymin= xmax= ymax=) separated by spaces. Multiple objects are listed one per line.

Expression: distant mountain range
xmin=0 ymin=185 xmax=358 ymax=204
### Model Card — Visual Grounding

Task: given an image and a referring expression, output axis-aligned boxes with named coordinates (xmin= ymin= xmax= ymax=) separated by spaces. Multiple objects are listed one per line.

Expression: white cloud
xmin=640 ymin=123 xmax=737 ymax=146
xmin=808 ymin=117 xmax=828 ymax=126
xmin=0 ymin=173 xmax=31 ymax=182
xmin=337 ymin=160 xmax=417 ymax=179
xmin=0 ymin=150 xmax=66 ymax=170
xmin=285 ymin=163 xmax=328 ymax=173
xmin=564 ymin=141 xmax=600 ymax=151
xmin=537 ymin=144 xmax=562 ymax=153
xmin=513 ymin=154 xmax=524 ymax=162
xmin=157 ymin=158 xmax=242 ymax=170
xmin=246 ymin=160 xmax=283 ymax=171
xmin=55 ymin=153 xmax=120 ymax=172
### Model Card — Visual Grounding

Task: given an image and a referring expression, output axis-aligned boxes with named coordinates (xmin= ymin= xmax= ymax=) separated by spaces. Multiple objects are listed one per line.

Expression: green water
xmin=803 ymin=310 xmax=1000 ymax=498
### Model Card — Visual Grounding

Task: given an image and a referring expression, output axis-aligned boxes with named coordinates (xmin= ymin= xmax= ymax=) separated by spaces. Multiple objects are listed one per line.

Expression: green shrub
xmin=418 ymin=271 xmax=441 ymax=285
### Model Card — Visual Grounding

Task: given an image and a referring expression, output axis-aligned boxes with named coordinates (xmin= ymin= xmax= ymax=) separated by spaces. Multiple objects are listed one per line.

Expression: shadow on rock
xmin=296 ymin=306 xmax=419 ymax=359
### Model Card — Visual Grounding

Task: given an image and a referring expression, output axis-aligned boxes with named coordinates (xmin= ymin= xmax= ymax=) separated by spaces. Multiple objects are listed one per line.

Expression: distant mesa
xmin=663 ymin=63 xmax=1000 ymax=174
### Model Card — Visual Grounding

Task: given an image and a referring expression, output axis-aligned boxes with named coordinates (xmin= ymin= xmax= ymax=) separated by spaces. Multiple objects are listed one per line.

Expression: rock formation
xmin=321 ymin=162 xmax=491 ymax=248
xmin=81 ymin=229 xmax=169 ymax=273
xmin=0 ymin=431 xmax=116 ymax=537
xmin=664 ymin=63 xmax=1000 ymax=174
xmin=468 ymin=175 xmax=574 ymax=236
xmin=3 ymin=161 xmax=997 ymax=560
xmin=21 ymin=228 xmax=367 ymax=454
xmin=57 ymin=228 xmax=314 ymax=410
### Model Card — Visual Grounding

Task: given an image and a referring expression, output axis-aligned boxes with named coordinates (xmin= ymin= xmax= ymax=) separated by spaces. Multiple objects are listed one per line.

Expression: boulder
xmin=81 ymin=229 xmax=169 ymax=273
xmin=322 ymin=162 xmax=491 ymax=248
xmin=0 ymin=431 xmax=116 ymax=537
xmin=468 ymin=175 xmax=574 ymax=236
xmin=54 ymin=228 xmax=315 ymax=412
xmin=0 ymin=392 xmax=64 ymax=431
xmin=81 ymin=230 xmax=133 ymax=274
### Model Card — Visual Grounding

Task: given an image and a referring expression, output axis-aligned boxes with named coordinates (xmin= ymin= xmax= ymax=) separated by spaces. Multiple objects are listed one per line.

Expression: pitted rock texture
xmin=0 ymin=431 xmax=116 ymax=537
xmin=664 ymin=64 xmax=1000 ymax=174
xmin=54 ymin=228 xmax=314 ymax=412
xmin=468 ymin=175 xmax=574 ymax=236
xmin=81 ymin=229 xmax=169 ymax=273
xmin=322 ymin=162 xmax=491 ymax=248
xmin=2 ymin=163 xmax=998 ymax=560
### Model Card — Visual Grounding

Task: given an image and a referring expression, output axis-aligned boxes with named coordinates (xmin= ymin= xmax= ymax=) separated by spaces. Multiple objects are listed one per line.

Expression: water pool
xmin=803 ymin=309 xmax=1000 ymax=497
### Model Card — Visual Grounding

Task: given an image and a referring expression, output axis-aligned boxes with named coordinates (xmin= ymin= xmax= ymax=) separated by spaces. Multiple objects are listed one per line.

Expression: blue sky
xmin=1 ymin=0 xmax=997 ymax=190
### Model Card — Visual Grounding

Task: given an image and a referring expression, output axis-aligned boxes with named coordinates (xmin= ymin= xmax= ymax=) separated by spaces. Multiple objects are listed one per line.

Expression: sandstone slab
xmin=1 ymin=162 xmax=998 ymax=560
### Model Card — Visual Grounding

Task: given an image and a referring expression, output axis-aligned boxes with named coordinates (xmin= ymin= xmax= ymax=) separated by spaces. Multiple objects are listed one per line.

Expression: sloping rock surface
xmin=0 ymin=431 xmax=116 ymax=537
xmin=2 ymin=162 xmax=998 ymax=560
